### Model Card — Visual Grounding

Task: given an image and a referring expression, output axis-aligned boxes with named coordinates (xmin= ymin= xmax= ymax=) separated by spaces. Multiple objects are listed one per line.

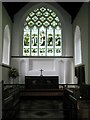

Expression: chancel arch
xmin=11 ymin=2 xmax=73 ymax=84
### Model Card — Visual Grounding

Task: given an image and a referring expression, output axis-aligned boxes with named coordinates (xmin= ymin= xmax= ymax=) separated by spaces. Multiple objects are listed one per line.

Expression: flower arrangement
xmin=9 ymin=68 xmax=19 ymax=79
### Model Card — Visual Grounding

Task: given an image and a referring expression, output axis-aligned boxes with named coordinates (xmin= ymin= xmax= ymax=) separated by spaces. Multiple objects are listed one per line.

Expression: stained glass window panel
xmin=36 ymin=21 xmax=42 ymax=27
xmin=31 ymin=26 xmax=38 ymax=56
xmin=47 ymin=48 xmax=53 ymax=56
xmin=36 ymin=11 xmax=42 ymax=17
xmin=55 ymin=26 xmax=62 ymax=56
xmin=23 ymin=48 xmax=30 ymax=56
xmin=55 ymin=48 xmax=61 ymax=56
xmin=43 ymin=11 xmax=50 ymax=17
xmin=26 ymin=16 xmax=31 ymax=22
xmin=39 ymin=26 xmax=46 ymax=56
xmin=47 ymin=8 xmax=52 ymax=13
xmin=31 ymin=48 xmax=38 ymax=56
xmin=29 ymin=12 xmax=34 ymax=17
xmin=28 ymin=21 xmax=34 ymax=27
xmin=23 ymin=6 xmax=62 ymax=56
xmin=24 ymin=32 xmax=30 ymax=46
xmin=51 ymin=21 xmax=57 ymax=27
xmin=40 ymin=7 xmax=46 ymax=12
xmin=47 ymin=26 xmax=53 ymax=46
xmin=23 ymin=28 xmax=30 ymax=56
xmin=32 ymin=16 xmax=38 ymax=22
xmin=55 ymin=17 xmax=60 ymax=22
xmin=47 ymin=26 xmax=53 ymax=56
xmin=51 ymin=12 xmax=56 ymax=17
xmin=47 ymin=16 xmax=53 ymax=22
xmin=43 ymin=21 xmax=50 ymax=27
xmin=40 ymin=16 xmax=46 ymax=22
xmin=34 ymin=8 xmax=39 ymax=13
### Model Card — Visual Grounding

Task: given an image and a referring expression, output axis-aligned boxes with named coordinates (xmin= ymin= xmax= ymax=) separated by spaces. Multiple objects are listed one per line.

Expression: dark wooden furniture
xmin=63 ymin=87 xmax=79 ymax=120
xmin=80 ymin=84 xmax=90 ymax=100
xmin=2 ymin=84 xmax=20 ymax=120
xmin=25 ymin=76 xmax=59 ymax=89
xmin=63 ymin=87 xmax=90 ymax=119
xmin=20 ymin=76 xmax=63 ymax=97
xmin=75 ymin=64 xmax=85 ymax=85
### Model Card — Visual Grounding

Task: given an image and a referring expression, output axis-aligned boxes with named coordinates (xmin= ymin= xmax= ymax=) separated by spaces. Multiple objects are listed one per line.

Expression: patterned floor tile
xmin=14 ymin=99 xmax=64 ymax=119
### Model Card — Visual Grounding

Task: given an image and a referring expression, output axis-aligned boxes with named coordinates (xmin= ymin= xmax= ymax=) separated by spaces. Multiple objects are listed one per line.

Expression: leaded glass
xmin=29 ymin=12 xmax=34 ymax=17
xmin=36 ymin=11 xmax=42 ymax=17
xmin=47 ymin=26 xmax=53 ymax=56
xmin=51 ymin=21 xmax=57 ymax=27
xmin=43 ymin=11 xmax=50 ymax=17
xmin=36 ymin=21 xmax=42 ymax=27
xmin=23 ymin=48 xmax=30 ymax=56
xmin=43 ymin=21 xmax=50 ymax=27
xmin=23 ymin=6 xmax=62 ymax=56
xmin=23 ymin=32 xmax=30 ymax=46
xmin=24 ymin=22 xmax=27 ymax=27
xmin=55 ymin=26 xmax=62 ymax=56
xmin=28 ymin=21 xmax=34 ymax=27
xmin=47 ymin=26 xmax=53 ymax=46
xmin=55 ymin=48 xmax=61 ymax=56
xmin=31 ymin=26 xmax=38 ymax=56
xmin=47 ymin=8 xmax=52 ymax=13
xmin=40 ymin=7 xmax=46 ymax=12
xmin=31 ymin=48 xmax=38 ymax=56
xmin=47 ymin=48 xmax=53 ymax=56
xmin=47 ymin=16 xmax=53 ymax=22
xmin=40 ymin=16 xmax=46 ymax=22
xmin=32 ymin=16 xmax=38 ymax=22
xmin=39 ymin=48 xmax=45 ymax=56
xmin=51 ymin=12 xmax=56 ymax=17
xmin=39 ymin=26 xmax=46 ymax=56
xmin=34 ymin=8 xmax=39 ymax=12
xmin=55 ymin=17 xmax=60 ymax=22
xmin=24 ymin=25 xmax=29 ymax=30
xmin=26 ymin=16 xmax=31 ymax=22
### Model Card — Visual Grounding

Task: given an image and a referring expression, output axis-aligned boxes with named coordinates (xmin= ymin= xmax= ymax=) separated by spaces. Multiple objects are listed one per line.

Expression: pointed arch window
xmin=2 ymin=25 xmax=10 ymax=65
xmin=23 ymin=6 xmax=62 ymax=56
xmin=74 ymin=25 xmax=82 ymax=65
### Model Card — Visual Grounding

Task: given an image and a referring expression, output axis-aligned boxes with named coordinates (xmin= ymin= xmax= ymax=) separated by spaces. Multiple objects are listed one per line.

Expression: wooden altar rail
xmin=20 ymin=89 xmax=64 ymax=97
xmin=2 ymin=84 xmax=78 ymax=97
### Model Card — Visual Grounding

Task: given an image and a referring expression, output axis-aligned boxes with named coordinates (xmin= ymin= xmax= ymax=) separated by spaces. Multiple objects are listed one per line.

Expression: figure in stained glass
xmin=48 ymin=34 xmax=53 ymax=46
xmin=40 ymin=30 xmax=45 ymax=46
xmin=56 ymin=34 xmax=61 ymax=46
xmin=32 ymin=34 xmax=38 ymax=46
xmin=24 ymin=33 xmax=30 ymax=46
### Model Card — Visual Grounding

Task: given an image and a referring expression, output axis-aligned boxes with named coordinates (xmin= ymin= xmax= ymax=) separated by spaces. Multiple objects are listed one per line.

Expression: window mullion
xmin=30 ymin=28 xmax=32 ymax=56
xmin=46 ymin=28 xmax=47 ymax=56
xmin=53 ymin=28 xmax=55 ymax=56
xmin=38 ymin=28 xmax=39 ymax=56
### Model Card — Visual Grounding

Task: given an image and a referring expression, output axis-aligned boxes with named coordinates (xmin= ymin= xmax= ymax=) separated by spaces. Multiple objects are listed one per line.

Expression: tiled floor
xmin=14 ymin=97 xmax=65 ymax=120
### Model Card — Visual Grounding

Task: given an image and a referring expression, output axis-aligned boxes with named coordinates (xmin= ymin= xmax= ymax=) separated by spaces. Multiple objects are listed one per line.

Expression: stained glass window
xmin=23 ymin=6 xmax=62 ymax=56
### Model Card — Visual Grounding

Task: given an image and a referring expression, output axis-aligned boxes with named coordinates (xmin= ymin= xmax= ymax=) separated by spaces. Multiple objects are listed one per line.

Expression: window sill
xmin=2 ymin=63 xmax=11 ymax=68
xmin=11 ymin=56 xmax=73 ymax=58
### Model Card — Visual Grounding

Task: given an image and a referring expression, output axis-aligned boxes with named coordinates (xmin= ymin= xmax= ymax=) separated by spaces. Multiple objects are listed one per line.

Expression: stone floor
xmin=14 ymin=97 xmax=66 ymax=120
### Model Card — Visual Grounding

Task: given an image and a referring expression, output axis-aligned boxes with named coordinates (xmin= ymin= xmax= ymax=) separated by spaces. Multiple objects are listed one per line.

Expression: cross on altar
xmin=40 ymin=69 xmax=43 ymax=76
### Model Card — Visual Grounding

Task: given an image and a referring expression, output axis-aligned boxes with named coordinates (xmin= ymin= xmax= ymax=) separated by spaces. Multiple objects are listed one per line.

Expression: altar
xmin=20 ymin=76 xmax=63 ymax=97
xmin=25 ymin=76 xmax=59 ymax=89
